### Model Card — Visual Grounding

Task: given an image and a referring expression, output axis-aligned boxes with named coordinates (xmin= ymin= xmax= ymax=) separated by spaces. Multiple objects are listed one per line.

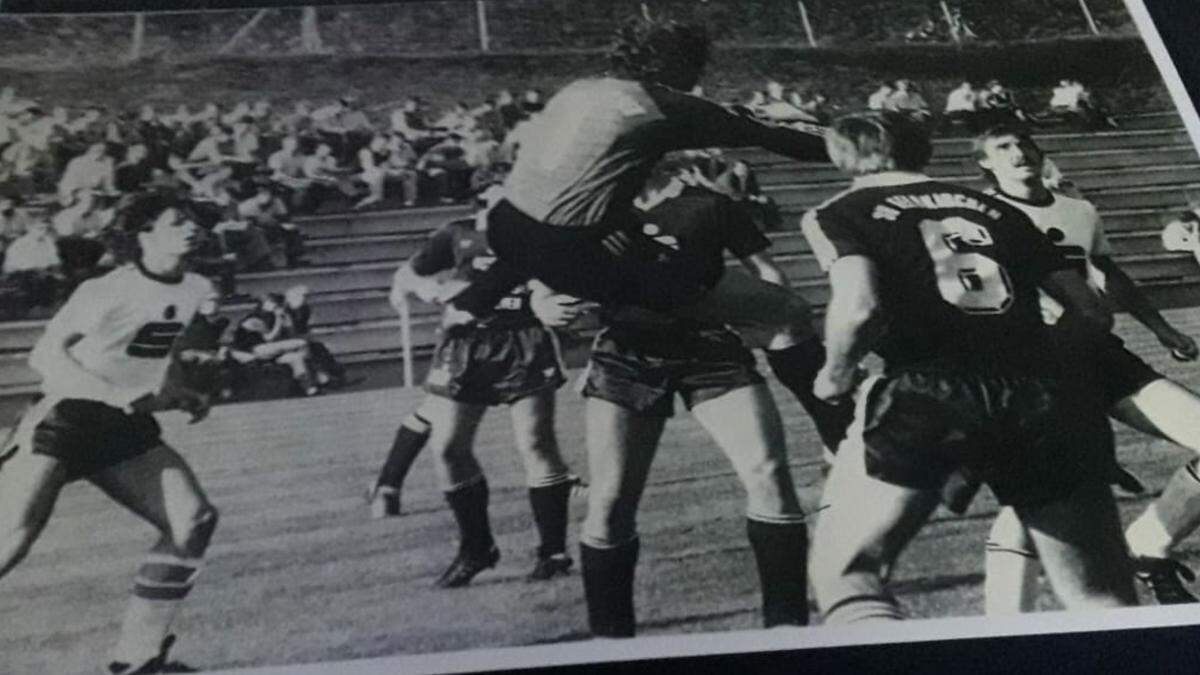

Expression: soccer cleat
xmin=527 ymin=552 xmax=574 ymax=581
xmin=367 ymin=483 xmax=401 ymax=519
xmin=435 ymin=546 xmax=500 ymax=588
xmin=1134 ymin=556 xmax=1199 ymax=605
xmin=107 ymin=635 xmax=197 ymax=674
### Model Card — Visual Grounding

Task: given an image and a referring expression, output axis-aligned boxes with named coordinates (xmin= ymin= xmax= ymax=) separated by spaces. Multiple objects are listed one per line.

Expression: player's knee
xmin=174 ymin=503 xmax=219 ymax=557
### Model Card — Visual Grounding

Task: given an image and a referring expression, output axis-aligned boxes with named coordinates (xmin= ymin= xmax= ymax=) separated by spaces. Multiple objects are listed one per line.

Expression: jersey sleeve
xmin=649 ymin=86 xmax=830 ymax=163
xmin=801 ymin=204 xmax=870 ymax=271
xmin=719 ymin=197 xmax=771 ymax=258
xmin=409 ymin=224 xmax=458 ymax=276
xmin=42 ymin=277 xmax=107 ymax=339
xmin=1087 ymin=203 xmax=1114 ymax=257
xmin=1000 ymin=204 xmax=1074 ymax=280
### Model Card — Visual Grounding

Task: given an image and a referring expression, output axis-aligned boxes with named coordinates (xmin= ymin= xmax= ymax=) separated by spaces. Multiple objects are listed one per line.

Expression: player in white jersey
xmin=0 ymin=192 xmax=219 ymax=673
xmin=975 ymin=124 xmax=1200 ymax=608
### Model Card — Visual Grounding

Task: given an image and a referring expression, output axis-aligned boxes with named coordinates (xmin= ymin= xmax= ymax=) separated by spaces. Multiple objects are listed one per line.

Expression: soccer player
xmin=975 ymin=124 xmax=1200 ymax=608
xmin=0 ymin=192 xmax=219 ymax=673
xmin=372 ymin=188 xmax=581 ymax=585
xmin=804 ymin=112 xmax=1136 ymax=623
xmin=530 ymin=160 xmax=813 ymax=637
xmin=447 ymin=18 xmax=828 ymax=349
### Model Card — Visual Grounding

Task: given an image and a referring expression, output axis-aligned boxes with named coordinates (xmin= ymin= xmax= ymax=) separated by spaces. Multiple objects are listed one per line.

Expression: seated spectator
xmin=281 ymin=100 xmax=315 ymax=140
xmin=417 ymin=133 xmax=472 ymax=204
xmin=301 ymin=142 xmax=360 ymax=210
xmin=495 ymin=89 xmax=524 ymax=131
xmin=977 ymin=79 xmax=1029 ymax=126
xmin=228 ymin=116 xmax=262 ymax=179
xmin=886 ymin=79 xmax=931 ymax=122
xmin=57 ymin=141 xmax=117 ymax=207
xmin=283 ymin=284 xmax=347 ymax=389
xmin=232 ymin=293 xmax=323 ymax=397
xmin=203 ymin=187 xmax=275 ymax=273
xmin=435 ymin=101 xmax=478 ymax=137
xmin=744 ymin=90 xmax=768 ymax=114
xmin=521 ymin=88 xmax=545 ymax=115
xmin=356 ymin=132 xmax=418 ymax=209
xmin=391 ymin=97 xmax=442 ymax=154
xmin=50 ymin=191 xmax=113 ymax=286
xmin=1163 ymin=204 xmax=1200 ymax=266
xmin=238 ymin=184 xmax=306 ymax=268
xmin=171 ymin=293 xmax=238 ymax=402
xmin=188 ymin=123 xmax=240 ymax=168
xmin=463 ymin=128 xmax=500 ymax=171
xmin=1048 ymin=79 xmax=1118 ymax=130
xmin=169 ymin=152 xmax=233 ymax=202
xmin=0 ymin=196 xmax=30 ymax=246
xmin=313 ymin=95 xmax=373 ymax=165
xmin=267 ymin=135 xmax=313 ymax=209
xmin=714 ymin=160 xmax=783 ymax=231
xmin=867 ymin=82 xmax=894 ymax=110
xmin=905 ymin=15 xmax=940 ymax=42
xmin=795 ymin=90 xmax=831 ymax=124
xmin=250 ymin=99 xmax=273 ymax=130
xmin=115 ymin=142 xmax=157 ymax=193
xmin=943 ymin=80 xmax=978 ymax=130
xmin=1 ymin=216 xmax=60 ymax=311
xmin=758 ymin=83 xmax=816 ymax=126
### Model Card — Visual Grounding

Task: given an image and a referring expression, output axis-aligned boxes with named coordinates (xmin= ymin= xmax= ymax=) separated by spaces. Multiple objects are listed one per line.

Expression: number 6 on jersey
xmin=919 ymin=217 xmax=1014 ymax=315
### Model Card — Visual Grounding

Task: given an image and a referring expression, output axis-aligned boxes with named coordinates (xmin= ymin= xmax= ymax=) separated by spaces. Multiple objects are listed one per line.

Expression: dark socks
xmin=529 ymin=480 xmax=572 ymax=558
xmin=445 ymin=478 xmax=494 ymax=558
xmin=581 ymin=539 xmax=640 ymax=637
xmin=376 ymin=414 xmax=431 ymax=489
xmin=766 ymin=339 xmax=854 ymax=451
xmin=746 ymin=518 xmax=810 ymax=627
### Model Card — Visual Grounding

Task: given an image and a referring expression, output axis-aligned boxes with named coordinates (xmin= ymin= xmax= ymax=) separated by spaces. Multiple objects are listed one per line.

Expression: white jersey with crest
xmin=34 ymin=264 xmax=214 ymax=401
xmin=987 ymin=188 xmax=1112 ymax=324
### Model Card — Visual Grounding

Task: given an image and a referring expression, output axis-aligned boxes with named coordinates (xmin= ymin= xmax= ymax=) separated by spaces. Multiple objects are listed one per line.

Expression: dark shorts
xmin=581 ymin=326 xmax=763 ymax=418
xmin=424 ymin=322 xmax=565 ymax=406
xmin=7 ymin=398 xmax=163 ymax=482
xmin=1097 ymin=334 xmax=1162 ymax=407
xmin=855 ymin=365 xmax=1114 ymax=511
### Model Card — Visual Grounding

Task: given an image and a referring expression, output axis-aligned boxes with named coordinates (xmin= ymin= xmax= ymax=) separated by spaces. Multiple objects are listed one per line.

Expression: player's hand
xmin=600 ymin=231 xmax=633 ymax=257
xmin=813 ymin=364 xmax=860 ymax=404
xmin=161 ymin=386 xmax=212 ymax=424
xmin=530 ymin=290 xmax=597 ymax=328
xmin=1159 ymin=329 xmax=1200 ymax=362
xmin=441 ymin=305 xmax=478 ymax=327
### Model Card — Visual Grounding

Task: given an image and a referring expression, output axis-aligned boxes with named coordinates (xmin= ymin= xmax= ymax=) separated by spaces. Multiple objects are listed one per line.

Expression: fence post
xmin=1078 ymin=0 xmax=1101 ymax=35
xmin=939 ymin=1 xmax=960 ymax=45
xmin=219 ymin=8 xmax=269 ymax=55
xmin=476 ymin=0 xmax=491 ymax=52
xmin=796 ymin=1 xmax=816 ymax=47
xmin=128 ymin=13 xmax=145 ymax=61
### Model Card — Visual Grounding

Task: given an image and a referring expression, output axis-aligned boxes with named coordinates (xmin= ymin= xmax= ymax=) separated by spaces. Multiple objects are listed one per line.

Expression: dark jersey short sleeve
xmin=648 ymin=85 xmax=830 ymax=163
xmin=409 ymin=223 xmax=458 ymax=276
xmin=996 ymin=201 xmax=1074 ymax=281
xmin=719 ymin=197 xmax=771 ymax=258
xmin=801 ymin=203 xmax=871 ymax=271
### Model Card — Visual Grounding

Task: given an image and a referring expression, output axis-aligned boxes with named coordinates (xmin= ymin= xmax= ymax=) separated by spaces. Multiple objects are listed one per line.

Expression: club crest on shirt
xmin=164 ymin=305 xmax=177 ymax=320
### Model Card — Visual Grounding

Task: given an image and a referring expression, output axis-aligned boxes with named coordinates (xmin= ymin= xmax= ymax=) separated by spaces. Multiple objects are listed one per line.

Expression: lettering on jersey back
xmin=127 ymin=321 xmax=185 ymax=359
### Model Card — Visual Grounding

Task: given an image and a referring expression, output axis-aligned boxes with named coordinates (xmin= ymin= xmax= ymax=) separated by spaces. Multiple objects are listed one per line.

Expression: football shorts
xmin=425 ymin=322 xmax=565 ymax=406
xmin=5 ymin=397 xmax=163 ymax=481
xmin=581 ymin=326 xmax=763 ymax=418
xmin=851 ymin=364 xmax=1114 ymax=511
xmin=1097 ymin=335 xmax=1163 ymax=407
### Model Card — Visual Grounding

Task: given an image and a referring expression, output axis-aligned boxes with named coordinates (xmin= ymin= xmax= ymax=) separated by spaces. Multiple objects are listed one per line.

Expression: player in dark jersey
xmin=972 ymin=125 xmax=1200 ymax=608
xmin=0 ymin=192 xmax=219 ymax=674
xmin=447 ymin=18 xmax=828 ymax=345
xmin=371 ymin=189 xmax=582 ymax=586
xmin=530 ymin=161 xmax=813 ymax=637
xmin=802 ymin=112 xmax=1136 ymax=623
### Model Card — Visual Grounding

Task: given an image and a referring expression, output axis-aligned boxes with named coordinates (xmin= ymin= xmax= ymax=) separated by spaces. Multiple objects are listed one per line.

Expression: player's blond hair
xmin=826 ymin=111 xmax=932 ymax=176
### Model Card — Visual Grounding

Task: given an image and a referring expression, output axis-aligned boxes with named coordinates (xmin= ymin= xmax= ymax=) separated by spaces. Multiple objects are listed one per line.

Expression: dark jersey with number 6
xmin=410 ymin=218 xmax=539 ymax=329
xmin=801 ymin=173 xmax=1072 ymax=370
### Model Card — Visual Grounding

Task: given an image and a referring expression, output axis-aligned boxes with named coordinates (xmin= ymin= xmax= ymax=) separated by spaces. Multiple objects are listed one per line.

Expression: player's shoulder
xmin=181 ymin=271 xmax=216 ymax=295
xmin=1050 ymin=192 xmax=1101 ymax=218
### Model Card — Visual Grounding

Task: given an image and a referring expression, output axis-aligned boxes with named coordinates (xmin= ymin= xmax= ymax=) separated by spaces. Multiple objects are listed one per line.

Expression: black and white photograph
xmin=2 ymin=0 xmax=1200 ymax=673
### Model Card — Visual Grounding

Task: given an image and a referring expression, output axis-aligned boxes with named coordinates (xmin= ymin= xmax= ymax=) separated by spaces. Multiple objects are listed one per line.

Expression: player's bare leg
xmin=369 ymin=397 xmax=436 ymax=518
xmin=1115 ymin=379 xmax=1200 ymax=601
xmin=580 ymin=398 xmax=666 ymax=638
xmin=88 ymin=444 xmax=218 ymax=673
xmin=509 ymin=390 xmax=576 ymax=580
xmin=692 ymin=383 xmax=809 ymax=626
xmin=425 ymin=395 xmax=497 ymax=588
xmin=0 ymin=451 xmax=70 ymax=579
xmin=1015 ymin=481 xmax=1137 ymax=609
xmin=810 ymin=432 xmax=940 ymax=623
xmin=984 ymin=506 xmax=1042 ymax=614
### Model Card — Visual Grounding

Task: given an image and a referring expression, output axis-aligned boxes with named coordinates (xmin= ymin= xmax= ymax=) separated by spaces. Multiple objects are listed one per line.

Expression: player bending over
xmin=0 ymin=192 xmax=219 ymax=673
xmin=974 ymin=124 xmax=1200 ymax=608
xmin=804 ymin=112 xmax=1137 ymax=623
xmin=448 ymin=17 xmax=828 ymax=344
xmin=373 ymin=189 xmax=581 ymax=585
xmin=530 ymin=166 xmax=811 ymax=636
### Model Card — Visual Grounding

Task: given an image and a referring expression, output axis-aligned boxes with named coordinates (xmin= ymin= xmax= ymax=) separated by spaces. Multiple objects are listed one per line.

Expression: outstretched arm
xmin=1093 ymin=255 xmax=1197 ymax=359
xmin=815 ymin=255 xmax=885 ymax=402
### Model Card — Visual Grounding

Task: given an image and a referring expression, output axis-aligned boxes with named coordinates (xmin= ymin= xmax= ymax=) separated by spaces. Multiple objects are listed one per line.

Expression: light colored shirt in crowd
xmin=3 ymin=228 xmax=60 ymax=273
xmin=945 ymin=86 xmax=977 ymax=113
xmin=58 ymin=153 xmax=115 ymax=202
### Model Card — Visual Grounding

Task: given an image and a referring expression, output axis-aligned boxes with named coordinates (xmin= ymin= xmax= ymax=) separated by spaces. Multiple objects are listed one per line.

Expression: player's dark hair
xmin=106 ymin=190 xmax=200 ymax=264
xmin=826 ymin=111 xmax=933 ymax=175
xmin=972 ymin=122 xmax=1036 ymax=161
xmin=610 ymin=17 xmax=710 ymax=91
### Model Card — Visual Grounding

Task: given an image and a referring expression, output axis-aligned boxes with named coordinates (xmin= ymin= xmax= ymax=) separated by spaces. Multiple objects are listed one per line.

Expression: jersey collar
xmin=850 ymin=171 xmax=931 ymax=190
xmin=136 ymin=260 xmax=184 ymax=285
xmin=991 ymin=186 xmax=1056 ymax=208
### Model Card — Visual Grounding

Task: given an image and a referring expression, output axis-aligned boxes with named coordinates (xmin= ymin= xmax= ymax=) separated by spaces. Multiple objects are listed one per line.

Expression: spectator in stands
xmin=281 ymin=100 xmax=315 ymax=140
xmin=435 ymin=101 xmax=478 ymax=137
xmin=496 ymin=89 xmax=524 ymax=131
xmin=356 ymin=132 xmax=418 ymax=209
xmin=521 ymin=88 xmax=545 ymax=115
xmin=250 ymin=99 xmax=273 ymax=134
xmin=417 ymin=133 xmax=472 ymax=204
xmin=0 ymin=196 xmax=28 ymax=244
xmin=758 ymin=84 xmax=815 ymax=126
xmin=267 ymin=135 xmax=313 ymax=209
xmin=1162 ymin=203 xmax=1200 ymax=266
xmin=313 ymin=95 xmax=373 ymax=165
xmin=283 ymin=284 xmax=347 ymax=389
xmin=392 ymin=97 xmax=441 ymax=153
xmin=867 ymin=82 xmax=894 ymax=111
xmin=204 ymin=187 xmax=275 ymax=272
xmin=228 ymin=116 xmax=262 ymax=179
xmin=886 ymin=79 xmax=931 ymax=122
xmin=232 ymin=293 xmax=322 ymax=397
xmin=978 ymin=79 xmax=1028 ymax=126
xmin=301 ymin=142 xmax=359 ymax=210
xmin=115 ymin=142 xmax=156 ymax=194
xmin=905 ymin=15 xmax=940 ymax=42
xmin=463 ymin=128 xmax=501 ymax=172
xmin=715 ymin=159 xmax=783 ymax=231
xmin=943 ymin=80 xmax=978 ymax=130
xmin=189 ymin=123 xmax=239 ymax=166
xmin=1048 ymin=79 xmax=1118 ymax=130
xmin=1 ymin=215 xmax=60 ymax=311
xmin=57 ymin=141 xmax=117 ymax=207
xmin=50 ymin=191 xmax=112 ymax=285
xmin=238 ymin=184 xmax=306 ymax=268
xmin=169 ymin=152 xmax=233 ymax=202
xmin=797 ymin=90 xmax=831 ymax=124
